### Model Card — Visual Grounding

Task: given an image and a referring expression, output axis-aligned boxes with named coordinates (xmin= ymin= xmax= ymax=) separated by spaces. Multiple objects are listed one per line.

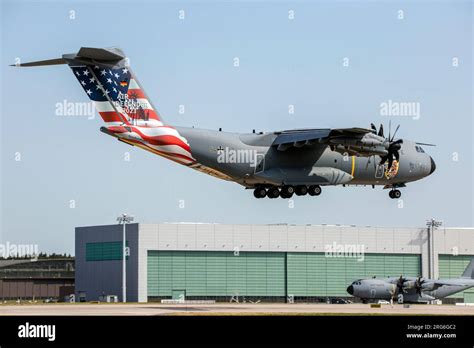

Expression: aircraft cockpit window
xmin=415 ymin=145 xmax=425 ymax=153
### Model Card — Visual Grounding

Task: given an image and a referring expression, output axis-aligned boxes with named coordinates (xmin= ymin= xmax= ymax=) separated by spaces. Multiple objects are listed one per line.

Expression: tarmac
xmin=0 ymin=302 xmax=473 ymax=316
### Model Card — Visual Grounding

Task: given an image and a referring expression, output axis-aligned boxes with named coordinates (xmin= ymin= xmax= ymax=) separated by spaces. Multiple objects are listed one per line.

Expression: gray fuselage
xmin=177 ymin=127 xmax=435 ymax=189
xmin=347 ymin=277 xmax=474 ymax=303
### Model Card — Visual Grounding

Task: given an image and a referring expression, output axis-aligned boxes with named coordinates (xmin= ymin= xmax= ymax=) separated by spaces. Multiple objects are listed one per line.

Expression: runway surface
xmin=0 ymin=303 xmax=473 ymax=316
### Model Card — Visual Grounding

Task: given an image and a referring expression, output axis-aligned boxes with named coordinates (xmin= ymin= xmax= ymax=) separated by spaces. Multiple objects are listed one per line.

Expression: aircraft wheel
xmin=281 ymin=185 xmax=295 ymax=197
xmin=393 ymin=189 xmax=401 ymax=199
xmin=267 ymin=187 xmax=280 ymax=199
xmin=253 ymin=187 xmax=266 ymax=198
xmin=295 ymin=185 xmax=308 ymax=196
xmin=308 ymin=185 xmax=322 ymax=196
xmin=389 ymin=191 xmax=394 ymax=199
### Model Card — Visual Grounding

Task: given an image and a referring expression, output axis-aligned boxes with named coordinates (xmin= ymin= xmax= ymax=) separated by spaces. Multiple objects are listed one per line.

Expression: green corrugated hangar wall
xmin=438 ymin=254 xmax=474 ymax=302
xmin=147 ymin=251 xmax=420 ymax=298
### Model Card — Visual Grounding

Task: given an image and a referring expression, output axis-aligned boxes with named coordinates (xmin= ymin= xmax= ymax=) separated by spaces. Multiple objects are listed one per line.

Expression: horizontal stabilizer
xmin=10 ymin=58 xmax=66 ymax=67
xmin=11 ymin=47 xmax=126 ymax=68
xmin=12 ymin=46 xmax=164 ymax=127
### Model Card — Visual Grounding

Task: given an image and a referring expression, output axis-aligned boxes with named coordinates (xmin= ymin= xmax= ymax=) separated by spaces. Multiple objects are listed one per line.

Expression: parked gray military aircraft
xmin=15 ymin=47 xmax=436 ymax=199
xmin=346 ymin=259 xmax=474 ymax=303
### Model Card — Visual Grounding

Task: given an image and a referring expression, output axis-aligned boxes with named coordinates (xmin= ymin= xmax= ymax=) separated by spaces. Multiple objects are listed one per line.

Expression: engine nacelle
xmin=421 ymin=282 xmax=436 ymax=291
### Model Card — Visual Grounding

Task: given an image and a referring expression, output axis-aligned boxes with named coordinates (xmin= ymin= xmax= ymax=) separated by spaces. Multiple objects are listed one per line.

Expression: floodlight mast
xmin=426 ymin=218 xmax=442 ymax=279
xmin=117 ymin=213 xmax=134 ymax=303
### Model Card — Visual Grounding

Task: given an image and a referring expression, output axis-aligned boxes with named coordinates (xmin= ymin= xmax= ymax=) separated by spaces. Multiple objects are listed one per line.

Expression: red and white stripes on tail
xmin=70 ymin=65 xmax=163 ymax=127
xmin=123 ymin=77 xmax=163 ymax=127
xmin=104 ymin=125 xmax=196 ymax=165
xmin=71 ymin=64 xmax=194 ymax=166
xmin=93 ymin=75 xmax=163 ymax=127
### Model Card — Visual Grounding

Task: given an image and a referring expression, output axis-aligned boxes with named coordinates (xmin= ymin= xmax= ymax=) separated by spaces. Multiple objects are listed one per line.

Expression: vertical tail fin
xmin=462 ymin=259 xmax=474 ymax=279
xmin=15 ymin=47 xmax=163 ymax=127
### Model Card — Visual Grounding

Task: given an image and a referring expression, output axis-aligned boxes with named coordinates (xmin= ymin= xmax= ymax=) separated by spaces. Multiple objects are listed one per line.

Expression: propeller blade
xmin=415 ymin=277 xmax=423 ymax=295
xmin=392 ymin=139 xmax=403 ymax=145
xmin=380 ymin=155 xmax=388 ymax=165
xmin=370 ymin=123 xmax=377 ymax=134
xmin=397 ymin=275 xmax=406 ymax=293
xmin=391 ymin=124 xmax=400 ymax=142
xmin=387 ymin=155 xmax=394 ymax=170
xmin=394 ymin=150 xmax=400 ymax=161
xmin=378 ymin=124 xmax=384 ymax=137
xmin=392 ymin=143 xmax=402 ymax=152
xmin=388 ymin=120 xmax=391 ymax=142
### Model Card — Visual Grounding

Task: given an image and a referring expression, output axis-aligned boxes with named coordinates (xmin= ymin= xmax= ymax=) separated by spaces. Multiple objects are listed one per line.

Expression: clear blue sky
xmin=1 ymin=0 xmax=472 ymax=254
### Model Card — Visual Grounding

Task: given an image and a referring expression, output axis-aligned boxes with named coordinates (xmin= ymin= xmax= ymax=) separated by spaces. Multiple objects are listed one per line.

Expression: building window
xmin=86 ymin=241 xmax=128 ymax=261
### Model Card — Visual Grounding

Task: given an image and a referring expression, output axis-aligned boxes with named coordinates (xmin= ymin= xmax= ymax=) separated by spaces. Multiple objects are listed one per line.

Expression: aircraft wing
xmin=272 ymin=127 xmax=375 ymax=152
xmin=432 ymin=279 xmax=474 ymax=287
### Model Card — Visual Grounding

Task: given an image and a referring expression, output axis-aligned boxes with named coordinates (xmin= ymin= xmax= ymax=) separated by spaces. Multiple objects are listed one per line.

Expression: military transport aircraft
xmin=15 ymin=47 xmax=436 ymax=199
xmin=346 ymin=259 xmax=474 ymax=303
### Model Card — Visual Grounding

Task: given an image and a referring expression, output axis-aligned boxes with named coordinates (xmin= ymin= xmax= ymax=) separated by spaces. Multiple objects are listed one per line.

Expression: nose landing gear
xmin=389 ymin=189 xmax=401 ymax=199
xmin=384 ymin=183 xmax=405 ymax=199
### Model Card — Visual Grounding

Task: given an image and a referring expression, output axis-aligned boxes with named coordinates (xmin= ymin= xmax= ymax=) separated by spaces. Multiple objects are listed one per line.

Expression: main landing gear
xmin=253 ymin=185 xmax=322 ymax=199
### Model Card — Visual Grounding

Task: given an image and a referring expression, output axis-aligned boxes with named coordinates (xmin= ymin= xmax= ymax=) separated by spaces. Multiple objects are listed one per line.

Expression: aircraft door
xmin=375 ymin=164 xmax=385 ymax=179
xmin=254 ymin=153 xmax=265 ymax=174
xmin=370 ymin=289 xmax=376 ymax=298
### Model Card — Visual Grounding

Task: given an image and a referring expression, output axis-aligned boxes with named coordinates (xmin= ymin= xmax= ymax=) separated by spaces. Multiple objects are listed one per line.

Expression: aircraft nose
xmin=346 ymin=285 xmax=354 ymax=295
xmin=429 ymin=156 xmax=436 ymax=175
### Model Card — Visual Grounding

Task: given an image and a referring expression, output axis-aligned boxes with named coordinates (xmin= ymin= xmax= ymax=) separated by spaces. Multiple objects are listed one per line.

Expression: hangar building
xmin=75 ymin=223 xmax=474 ymax=303
xmin=0 ymin=258 xmax=74 ymax=300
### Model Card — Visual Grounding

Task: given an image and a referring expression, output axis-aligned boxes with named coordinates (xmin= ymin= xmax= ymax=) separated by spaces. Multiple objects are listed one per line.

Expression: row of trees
xmin=1 ymin=252 xmax=73 ymax=260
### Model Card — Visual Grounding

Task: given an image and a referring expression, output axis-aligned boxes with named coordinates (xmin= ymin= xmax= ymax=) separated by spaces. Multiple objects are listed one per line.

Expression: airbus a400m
xmin=16 ymin=47 xmax=436 ymax=199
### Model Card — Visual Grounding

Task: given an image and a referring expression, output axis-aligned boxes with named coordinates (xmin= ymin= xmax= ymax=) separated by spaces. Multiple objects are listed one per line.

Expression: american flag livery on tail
xmin=70 ymin=65 xmax=162 ymax=127
xmin=15 ymin=47 xmax=436 ymax=199
xmin=43 ymin=47 xmax=194 ymax=166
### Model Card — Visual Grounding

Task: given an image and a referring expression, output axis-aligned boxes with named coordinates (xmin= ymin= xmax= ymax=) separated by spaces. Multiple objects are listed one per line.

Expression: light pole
xmin=117 ymin=213 xmax=134 ymax=303
xmin=426 ymin=218 xmax=442 ymax=279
